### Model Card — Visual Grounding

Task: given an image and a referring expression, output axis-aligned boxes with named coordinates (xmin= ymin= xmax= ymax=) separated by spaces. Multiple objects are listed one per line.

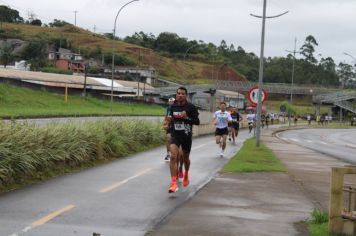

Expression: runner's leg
xmin=168 ymin=143 xmax=179 ymax=193
xmin=177 ymin=146 xmax=184 ymax=179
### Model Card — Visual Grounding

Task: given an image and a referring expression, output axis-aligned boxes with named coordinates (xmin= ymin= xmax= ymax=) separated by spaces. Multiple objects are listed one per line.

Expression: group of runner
xmin=213 ymin=102 xmax=242 ymax=157
xmin=163 ymin=89 xmax=244 ymax=193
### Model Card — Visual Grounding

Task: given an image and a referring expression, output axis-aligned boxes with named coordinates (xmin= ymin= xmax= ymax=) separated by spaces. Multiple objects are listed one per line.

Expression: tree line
xmin=124 ymin=32 xmax=355 ymax=88
xmin=0 ymin=4 xmax=354 ymax=87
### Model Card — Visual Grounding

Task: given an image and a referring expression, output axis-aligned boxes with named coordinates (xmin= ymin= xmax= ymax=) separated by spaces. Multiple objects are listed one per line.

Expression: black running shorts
xmin=170 ymin=135 xmax=192 ymax=153
xmin=215 ymin=127 xmax=229 ymax=136
xmin=232 ymin=122 xmax=239 ymax=130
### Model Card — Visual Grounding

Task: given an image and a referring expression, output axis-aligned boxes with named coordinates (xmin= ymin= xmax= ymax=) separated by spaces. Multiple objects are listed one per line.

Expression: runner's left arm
xmin=187 ymin=105 xmax=200 ymax=125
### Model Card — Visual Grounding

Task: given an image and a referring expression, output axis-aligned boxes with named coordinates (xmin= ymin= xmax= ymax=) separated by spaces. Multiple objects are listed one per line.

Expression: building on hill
xmin=48 ymin=47 xmax=85 ymax=73
xmin=104 ymin=66 xmax=156 ymax=85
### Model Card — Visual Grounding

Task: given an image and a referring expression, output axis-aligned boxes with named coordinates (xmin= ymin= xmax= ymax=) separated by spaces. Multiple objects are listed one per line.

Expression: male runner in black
xmin=166 ymin=87 xmax=200 ymax=193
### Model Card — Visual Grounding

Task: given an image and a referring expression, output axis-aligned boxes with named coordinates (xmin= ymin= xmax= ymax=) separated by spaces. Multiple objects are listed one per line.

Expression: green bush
xmin=0 ymin=120 xmax=165 ymax=189
xmin=310 ymin=208 xmax=328 ymax=224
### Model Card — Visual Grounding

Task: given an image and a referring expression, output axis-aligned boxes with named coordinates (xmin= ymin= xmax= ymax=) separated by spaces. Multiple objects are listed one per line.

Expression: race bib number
xmin=174 ymin=123 xmax=185 ymax=130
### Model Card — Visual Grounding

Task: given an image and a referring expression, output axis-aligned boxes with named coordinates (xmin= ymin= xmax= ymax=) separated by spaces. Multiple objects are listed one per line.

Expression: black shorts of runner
xmin=170 ymin=135 xmax=192 ymax=153
xmin=215 ymin=127 xmax=229 ymax=136
xmin=232 ymin=122 xmax=239 ymax=131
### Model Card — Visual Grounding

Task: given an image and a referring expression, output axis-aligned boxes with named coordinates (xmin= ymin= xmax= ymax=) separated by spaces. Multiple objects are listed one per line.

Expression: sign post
xmin=248 ymin=86 xmax=267 ymax=107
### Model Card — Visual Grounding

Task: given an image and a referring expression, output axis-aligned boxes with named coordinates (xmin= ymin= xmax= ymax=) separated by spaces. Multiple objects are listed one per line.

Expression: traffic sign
xmin=248 ymin=86 xmax=267 ymax=106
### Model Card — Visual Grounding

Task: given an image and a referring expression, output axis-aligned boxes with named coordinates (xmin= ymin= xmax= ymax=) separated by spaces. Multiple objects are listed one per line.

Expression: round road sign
xmin=248 ymin=86 xmax=267 ymax=106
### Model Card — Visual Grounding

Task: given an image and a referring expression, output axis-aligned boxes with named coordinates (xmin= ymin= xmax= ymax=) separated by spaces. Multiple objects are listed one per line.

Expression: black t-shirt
xmin=168 ymin=102 xmax=200 ymax=137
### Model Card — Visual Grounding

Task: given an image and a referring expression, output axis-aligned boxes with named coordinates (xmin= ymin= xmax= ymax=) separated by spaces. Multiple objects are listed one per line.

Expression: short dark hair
xmin=220 ymin=101 xmax=226 ymax=105
xmin=176 ymin=86 xmax=188 ymax=94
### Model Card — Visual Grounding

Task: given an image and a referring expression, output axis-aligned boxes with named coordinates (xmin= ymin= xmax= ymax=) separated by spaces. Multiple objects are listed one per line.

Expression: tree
xmin=20 ymin=40 xmax=47 ymax=70
xmin=30 ymin=19 xmax=42 ymax=26
xmin=0 ymin=5 xmax=24 ymax=23
xmin=0 ymin=42 xmax=13 ymax=68
xmin=300 ymin=35 xmax=318 ymax=64
xmin=49 ymin=19 xmax=69 ymax=27
xmin=337 ymin=62 xmax=354 ymax=88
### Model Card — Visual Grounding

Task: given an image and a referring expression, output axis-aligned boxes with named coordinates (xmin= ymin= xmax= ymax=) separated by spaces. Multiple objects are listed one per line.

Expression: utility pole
xmin=251 ymin=0 xmax=288 ymax=147
xmin=286 ymin=38 xmax=301 ymax=127
xmin=93 ymin=24 xmax=96 ymax=33
xmin=74 ymin=10 xmax=78 ymax=26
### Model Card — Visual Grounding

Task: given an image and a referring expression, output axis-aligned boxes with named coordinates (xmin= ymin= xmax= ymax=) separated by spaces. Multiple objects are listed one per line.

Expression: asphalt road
xmin=278 ymin=128 xmax=356 ymax=164
xmin=0 ymin=129 xmax=253 ymax=236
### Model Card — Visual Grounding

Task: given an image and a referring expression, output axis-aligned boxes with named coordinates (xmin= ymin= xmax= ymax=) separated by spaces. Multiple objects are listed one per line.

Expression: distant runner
xmin=229 ymin=107 xmax=242 ymax=143
xmin=214 ymin=102 xmax=232 ymax=157
xmin=166 ymin=87 xmax=200 ymax=193
xmin=163 ymin=97 xmax=175 ymax=162
xmin=246 ymin=110 xmax=256 ymax=134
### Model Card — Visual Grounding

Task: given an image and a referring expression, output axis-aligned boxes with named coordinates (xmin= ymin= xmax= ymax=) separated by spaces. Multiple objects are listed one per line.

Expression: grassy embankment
xmin=0 ymin=83 xmax=165 ymax=118
xmin=0 ymin=119 xmax=165 ymax=193
xmin=222 ymin=138 xmax=344 ymax=236
xmin=222 ymin=137 xmax=286 ymax=173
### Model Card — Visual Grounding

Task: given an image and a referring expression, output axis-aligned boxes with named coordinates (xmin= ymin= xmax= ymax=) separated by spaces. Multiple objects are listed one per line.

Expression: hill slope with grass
xmin=1 ymin=23 xmax=245 ymax=85
xmin=0 ymin=83 xmax=164 ymax=118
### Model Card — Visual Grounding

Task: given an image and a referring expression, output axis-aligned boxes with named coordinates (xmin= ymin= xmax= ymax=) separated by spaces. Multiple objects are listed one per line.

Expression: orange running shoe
xmin=183 ymin=172 xmax=189 ymax=187
xmin=168 ymin=180 xmax=179 ymax=193
xmin=168 ymin=177 xmax=178 ymax=193
xmin=178 ymin=170 xmax=184 ymax=179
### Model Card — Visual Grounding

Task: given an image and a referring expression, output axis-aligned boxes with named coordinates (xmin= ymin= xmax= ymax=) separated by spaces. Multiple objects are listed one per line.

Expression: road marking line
xmin=192 ymin=143 xmax=208 ymax=150
xmin=99 ymin=168 xmax=152 ymax=193
xmin=346 ymin=143 xmax=356 ymax=149
xmin=290 ymin=138 xmax=299 ymax=142
xmin=9 ymin=205 xmax=75 ymax=236
xmin=319 ymin=141 xmax=328 ymax=145
xmin=31 ymin=204 xmax=75 ymax=227
xmin=306 ymin=140 xmax=313 ymax=143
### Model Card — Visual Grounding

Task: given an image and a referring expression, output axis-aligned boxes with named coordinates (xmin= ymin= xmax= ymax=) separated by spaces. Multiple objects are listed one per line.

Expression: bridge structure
xmin=313 ymin=91 xmax=356 ymax=115
xmin=153 ymin=80 xmax=340 ymax=99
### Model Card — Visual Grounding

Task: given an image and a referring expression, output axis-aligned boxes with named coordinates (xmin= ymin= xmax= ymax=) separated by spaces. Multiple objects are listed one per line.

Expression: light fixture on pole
xmin=110 ymin=0 xmax=139 ymax=112
xmin=344 ymin=52 xmax=356 ymax=66
xmin=251 ymin=0 xmax=288 ymax=147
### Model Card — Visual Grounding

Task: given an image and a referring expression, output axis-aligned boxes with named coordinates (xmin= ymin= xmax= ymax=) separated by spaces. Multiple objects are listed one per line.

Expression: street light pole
xmin=286 ymin=38 xmax=301 ymax=127
xmin=251 ymin=0 xmax=288 ymax=147
xmin=110 ymin=0 xmax=139 ymax=112
xmin=183 ymin=44 xmax=198 ymax=80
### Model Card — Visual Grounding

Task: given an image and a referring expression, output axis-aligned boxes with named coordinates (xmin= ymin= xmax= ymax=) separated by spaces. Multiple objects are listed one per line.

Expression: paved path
xmin=151 ymin=127 xmax=356 ymax=236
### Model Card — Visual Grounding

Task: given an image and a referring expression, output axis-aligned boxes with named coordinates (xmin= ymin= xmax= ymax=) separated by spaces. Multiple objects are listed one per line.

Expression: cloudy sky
xmin=3 ymin=0 xmax=356 ymax=64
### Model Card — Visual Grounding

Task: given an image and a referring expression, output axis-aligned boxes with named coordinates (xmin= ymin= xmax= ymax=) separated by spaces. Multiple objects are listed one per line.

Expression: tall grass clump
xmin=0 ymin=120 xmax=165 ymax=191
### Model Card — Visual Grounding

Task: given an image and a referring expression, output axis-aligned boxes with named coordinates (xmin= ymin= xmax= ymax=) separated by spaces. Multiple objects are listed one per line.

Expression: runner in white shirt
xmin=246 ymin=111 xmax=256 ymax=133
xmin=213 ymin=102 xmax=232 ymax=157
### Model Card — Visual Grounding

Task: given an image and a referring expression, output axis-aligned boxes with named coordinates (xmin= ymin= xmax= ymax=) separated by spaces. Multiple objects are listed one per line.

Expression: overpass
xmin=313 ymin=91 xmax=356 ymax=114
xmin=153 ymin=80 xmax=339 ymax=99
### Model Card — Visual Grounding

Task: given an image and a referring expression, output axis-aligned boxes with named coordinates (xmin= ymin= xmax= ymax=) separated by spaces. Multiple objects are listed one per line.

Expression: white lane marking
xmin=192 ymin=143 xmax=208 ymax=150
xmin=99 ymin=168 xmax=152 ymax=193
xmin=319 ymin=141 xmax=328 ymax=145
xmin=290 ymin=138 xmax=299 ymax=142
xmin=306 ymin=140 xmax=313 ymax=143
xmin=346 ymin=143 xmax=356 ymax=149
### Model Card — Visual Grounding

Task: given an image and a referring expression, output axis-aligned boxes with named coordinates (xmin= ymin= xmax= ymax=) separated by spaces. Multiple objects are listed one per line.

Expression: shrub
xmin=0 ymin=120 xmax=165 ymax=189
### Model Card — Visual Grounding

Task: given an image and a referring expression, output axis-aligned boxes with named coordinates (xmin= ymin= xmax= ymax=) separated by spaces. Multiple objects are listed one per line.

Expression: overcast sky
xmin=3 ymin=0 xmax=356 ymax=64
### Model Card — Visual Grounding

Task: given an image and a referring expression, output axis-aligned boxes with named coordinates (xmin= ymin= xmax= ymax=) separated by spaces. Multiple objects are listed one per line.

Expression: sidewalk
xmin=150 ymin=127 xmax=355 ymax=236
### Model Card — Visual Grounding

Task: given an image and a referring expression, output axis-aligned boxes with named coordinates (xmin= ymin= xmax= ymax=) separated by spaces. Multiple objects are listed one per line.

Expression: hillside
xmin=1 ymin=23 xmax=246 ymax=85
xmin=0 ymin=83 xmax=164 ymax=118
